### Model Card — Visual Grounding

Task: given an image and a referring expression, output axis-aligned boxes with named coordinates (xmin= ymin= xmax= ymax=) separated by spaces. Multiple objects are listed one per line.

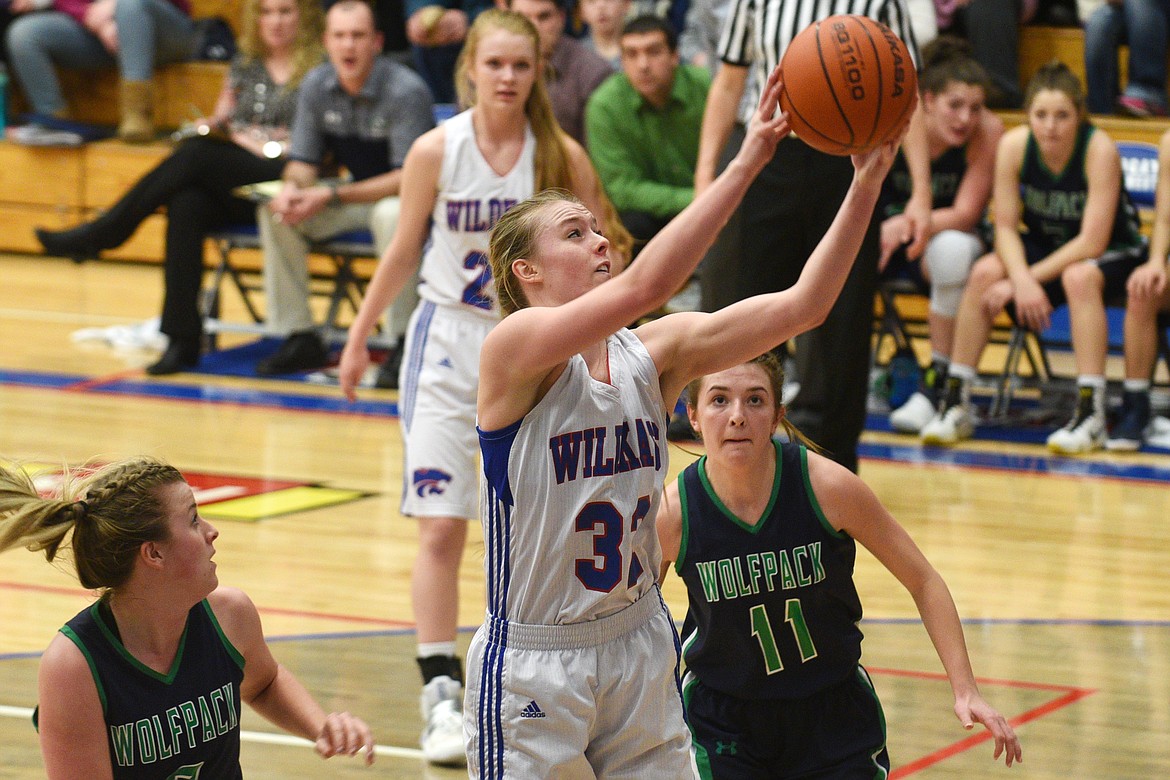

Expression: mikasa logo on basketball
xmin=829 ymin=20 xmax=908 ymax=102
xmin=877 ymin=25 xmax=909 ymax=97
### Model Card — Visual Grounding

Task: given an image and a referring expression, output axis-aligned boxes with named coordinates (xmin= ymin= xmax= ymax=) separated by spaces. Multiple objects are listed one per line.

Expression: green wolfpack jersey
xmin=880 ymin=143 xmax=968 ymax=218
xmin=675 ymin=442 xmax=863 ymax=699
xmin=1020 ymin=122 xmax=1143 ymax=254
xmin=57 ymin=599 xmax=245 ymax=779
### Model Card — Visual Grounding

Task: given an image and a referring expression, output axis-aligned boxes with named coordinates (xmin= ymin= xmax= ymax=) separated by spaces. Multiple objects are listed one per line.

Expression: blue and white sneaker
xmin=1107 ymin=391 xmax=1151 ymax=452
xmin=420 ymin=675 xmax=466 ymax=766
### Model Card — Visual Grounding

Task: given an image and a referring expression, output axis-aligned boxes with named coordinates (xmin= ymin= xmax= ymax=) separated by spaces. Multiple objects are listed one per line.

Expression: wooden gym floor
xmin=1 ymin=254 xmax=1169 ymax=778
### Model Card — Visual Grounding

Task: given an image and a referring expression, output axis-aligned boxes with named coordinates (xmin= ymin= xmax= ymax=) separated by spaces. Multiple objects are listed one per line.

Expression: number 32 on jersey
xmin=574 ymin=495 xmax=651 ymax=592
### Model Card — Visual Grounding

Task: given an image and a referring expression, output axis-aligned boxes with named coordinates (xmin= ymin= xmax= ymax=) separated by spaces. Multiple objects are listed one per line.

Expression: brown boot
xmin=118 ymin=80 xmax=155 ymax=143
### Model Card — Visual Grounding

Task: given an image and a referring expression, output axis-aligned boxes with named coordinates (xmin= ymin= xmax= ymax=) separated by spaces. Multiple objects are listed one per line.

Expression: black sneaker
xmin=256 ymin=330 xmax=328 ymax=376
xmin=146 ymin=340 xmax=200 ymax=376
xmin=373 ymin=337 xmax=405 ymax=390
xmin=1107 ymin=390 xmax=1151 ymax=452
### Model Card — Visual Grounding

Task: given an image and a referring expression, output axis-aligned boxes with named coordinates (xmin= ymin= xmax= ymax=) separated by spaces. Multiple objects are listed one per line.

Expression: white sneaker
xmin=420 ymin=676 xmax=466 ymax=766
xmin=1145 ymin=415 xmax=1170 ymax=449
xmin=920 ymin=404 xmax=974 ymax=445
xmin=1046 ymin=413 xmax=1106 ymax=455
xmin=889 ymin=392 xmax=936 ymax=434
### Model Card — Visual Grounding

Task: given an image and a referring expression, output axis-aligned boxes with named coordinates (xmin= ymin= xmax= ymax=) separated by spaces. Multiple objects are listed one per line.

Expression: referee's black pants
xmin=734 ymin=136 xmax=880 ymax=473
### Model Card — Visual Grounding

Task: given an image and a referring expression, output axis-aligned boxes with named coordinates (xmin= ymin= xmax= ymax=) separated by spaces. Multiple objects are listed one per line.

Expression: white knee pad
xmin=368 ymin=196 xmax=402 ymax=250
xmin=926 ymin=230 xmax=984 ymax=317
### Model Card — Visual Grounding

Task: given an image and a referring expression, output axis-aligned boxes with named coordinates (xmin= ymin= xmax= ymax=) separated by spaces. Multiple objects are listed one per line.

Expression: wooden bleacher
xmin=0 ymin=24 xmax=1167 ymax=272
xmin=0 ymin=0 xmax=239 ymax=261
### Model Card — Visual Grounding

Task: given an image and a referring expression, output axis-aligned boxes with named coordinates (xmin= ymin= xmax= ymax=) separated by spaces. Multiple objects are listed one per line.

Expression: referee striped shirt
xmin=717 ymin=0 xmax=920 ymax=123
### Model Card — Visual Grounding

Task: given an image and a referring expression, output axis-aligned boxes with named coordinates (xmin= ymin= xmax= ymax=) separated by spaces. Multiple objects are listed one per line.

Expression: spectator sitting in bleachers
xmin=938 ymin=0 xmax=1036 ymax=108
xmin=1108 ymin=127 xmax=1170 ymax=450
xmin=5 ymin=0 xmax=197 ymax=142
xmin=585 ymin=14 xmax=707 ymax=258
xmin=34 ymin=0 xmax=325 ymax=376
xmin=254 ymin=0 xmax=433 ymax=379
xmin=507 ymin=0 xmax=612 ymax=144
xmin=921 ymin=62 xmax=1146 ymax=453
xmin=578 ymin=0 xmax=630 ymax=67
xmin=1084 ymin=0 xmax=1170 ymax=117
xmin=880 ymin=37 xmax=1004 ymax=434
xmin=629 ymin=0 xmax=686 ymax=37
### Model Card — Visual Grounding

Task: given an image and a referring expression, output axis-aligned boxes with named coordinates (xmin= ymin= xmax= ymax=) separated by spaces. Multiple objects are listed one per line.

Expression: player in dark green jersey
xmin=0 ymin=457 xmax=375 ymax=777
xmin=657 ymin=353 xmax=1022 ymax=778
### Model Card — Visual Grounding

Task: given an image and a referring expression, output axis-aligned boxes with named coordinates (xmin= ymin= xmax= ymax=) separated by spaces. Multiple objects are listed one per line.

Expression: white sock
xmin=418 ymin=641 xmax=457 ymax=659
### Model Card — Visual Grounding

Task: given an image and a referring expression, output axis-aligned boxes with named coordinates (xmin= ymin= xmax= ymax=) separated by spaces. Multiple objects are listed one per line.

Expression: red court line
xmin=868 ymin=665 xmax=1092 ymax=692
xmin=0 ymin=580 xmax=412 ymax=629
xmin=869 ymin=666 xmax=1095 ymax=777
xmin=59 ymin=368 xmax=147 ymax=393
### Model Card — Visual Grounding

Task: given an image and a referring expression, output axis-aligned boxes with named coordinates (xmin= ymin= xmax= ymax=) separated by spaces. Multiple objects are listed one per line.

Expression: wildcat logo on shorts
xmin=413 ymin=468 xmax=453 ymax=497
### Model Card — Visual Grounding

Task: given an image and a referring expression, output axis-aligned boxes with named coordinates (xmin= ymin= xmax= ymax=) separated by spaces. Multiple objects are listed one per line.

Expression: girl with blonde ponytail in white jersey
xmin=336 ymin=9 xmax=619 ymax=766
xmin=471 ymin=66 xmax=909 ymax=778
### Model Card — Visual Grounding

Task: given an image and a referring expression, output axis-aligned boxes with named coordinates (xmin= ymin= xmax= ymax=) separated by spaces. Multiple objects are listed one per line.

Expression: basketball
xmin=778 ymin=15 xmax=917 ymax=156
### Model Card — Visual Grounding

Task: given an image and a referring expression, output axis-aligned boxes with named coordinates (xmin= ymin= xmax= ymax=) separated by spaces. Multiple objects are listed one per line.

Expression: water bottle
xmin=887 ymin=347 xmax=923 ymax=410
xmin=0 ymin=64 xmax=8 ymax=136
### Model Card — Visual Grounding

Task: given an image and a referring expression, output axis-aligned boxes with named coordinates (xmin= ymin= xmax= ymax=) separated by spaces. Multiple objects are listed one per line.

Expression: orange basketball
xmin=778 ymin=15 xmax=917 ymax=156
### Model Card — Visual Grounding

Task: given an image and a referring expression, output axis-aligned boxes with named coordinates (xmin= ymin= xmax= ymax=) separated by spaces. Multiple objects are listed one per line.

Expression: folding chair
xmin=202 ymin=225 xmax=264 ymax=336
xmin=987 ymin=315 xmax=1056 ymax=419
xmin=873 ymin=277 xmax=927 ymax=360
xmin=201 ymin=225 xmax=382 ymax=348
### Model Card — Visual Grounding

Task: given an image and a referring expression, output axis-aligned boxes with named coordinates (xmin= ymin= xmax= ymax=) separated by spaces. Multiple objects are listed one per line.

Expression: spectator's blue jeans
xmin=6 ymin=0 xmax=194 ymax=116
xmin=1084 ymin=0 xmax=1169 ymax=113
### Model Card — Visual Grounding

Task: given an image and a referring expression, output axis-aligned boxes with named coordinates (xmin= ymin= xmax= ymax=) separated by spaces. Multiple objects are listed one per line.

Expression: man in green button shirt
xmin=585 ymin=14 xmax=709 ymax=259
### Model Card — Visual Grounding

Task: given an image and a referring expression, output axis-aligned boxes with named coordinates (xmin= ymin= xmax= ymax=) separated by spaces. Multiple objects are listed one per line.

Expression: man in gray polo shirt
xmin=257 ymin=0 xmax=434 ymax=377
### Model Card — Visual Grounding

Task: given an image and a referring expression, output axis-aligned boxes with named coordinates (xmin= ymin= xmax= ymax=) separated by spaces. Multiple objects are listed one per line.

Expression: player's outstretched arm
xmin=807 ymin=454 xmax=1023 ymax=767
xmin=479 ymin=65 xmax=791 ymax=404
xmin=209 ymin=588 xmax=376 ymax=765
xmin=642 ymin=124 xmax=906 ymax=402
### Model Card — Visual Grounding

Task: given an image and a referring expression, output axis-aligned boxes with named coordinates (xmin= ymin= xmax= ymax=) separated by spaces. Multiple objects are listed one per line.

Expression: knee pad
xmin=369 ymin=196 xmax=402 ymax=251
xmin=926 ymin=231 xmax=983 ymax=317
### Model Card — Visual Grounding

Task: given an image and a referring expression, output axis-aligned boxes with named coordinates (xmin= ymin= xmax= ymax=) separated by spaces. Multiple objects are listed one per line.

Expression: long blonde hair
xmin=488 ymin=189 xmax=580 ymax=316
xmin=237 ymin=0 xmax=326 ymax=90
xmin=455 ymin=10 xmax=576 ymax=194
xmin=0 ymin=458 xmax=185 ymax=592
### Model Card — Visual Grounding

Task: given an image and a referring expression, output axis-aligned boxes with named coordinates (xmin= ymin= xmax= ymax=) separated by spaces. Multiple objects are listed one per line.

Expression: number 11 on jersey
xmin=750 ymin=599 xmax=818 ymax=674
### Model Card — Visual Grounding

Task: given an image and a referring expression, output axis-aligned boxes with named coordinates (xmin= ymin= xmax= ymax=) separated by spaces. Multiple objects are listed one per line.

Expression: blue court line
xmin=5 ymin=617 xmax=1168 ymax=663
xmin=6 ymin=368 xmax=1169 ymax=482
xmin=0 ymin=370 xmax=81 ymax=389
xmin=0 ymin=651 xmax=42 ymax=662
xmin=0 ymin=369 xmax=399 ymax=417
xmin=858 ymin=440 xmax=1170 ymax=483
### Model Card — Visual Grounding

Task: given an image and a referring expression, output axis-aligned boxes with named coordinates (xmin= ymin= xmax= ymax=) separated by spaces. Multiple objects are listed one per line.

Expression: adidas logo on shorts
xmin=520 ymin=700 xmax=546 ymax=719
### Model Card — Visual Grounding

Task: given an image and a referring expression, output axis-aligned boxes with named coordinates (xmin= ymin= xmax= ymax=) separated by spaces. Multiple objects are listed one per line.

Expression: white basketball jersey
xmin=420 ymin=109 xmax=535 ymax=318
xmin=479 ymin=329 xmax=669 ymax=626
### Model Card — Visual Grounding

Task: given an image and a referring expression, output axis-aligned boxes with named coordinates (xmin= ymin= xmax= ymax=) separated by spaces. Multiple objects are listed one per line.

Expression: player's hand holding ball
xmin=736 ymin=65 xmax=793 ymax=177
